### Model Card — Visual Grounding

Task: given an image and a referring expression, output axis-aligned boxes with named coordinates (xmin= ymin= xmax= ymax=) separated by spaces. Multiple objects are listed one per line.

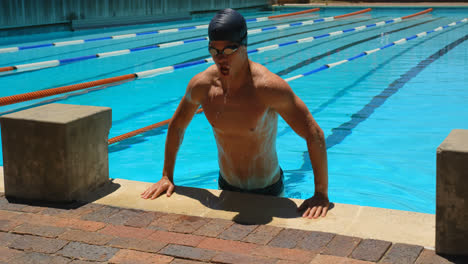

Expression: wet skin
xmin=141 ymin=41 xmax=330 ymax=218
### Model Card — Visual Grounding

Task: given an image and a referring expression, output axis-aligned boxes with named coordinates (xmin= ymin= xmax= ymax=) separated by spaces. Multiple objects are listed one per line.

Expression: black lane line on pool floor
xmin=275 ymin=17 xmax=439 ymax=76
xmin=325 ymin=32 xmax=468 ymax=149
xmin=281 ymin=21 xmax=465 ymax=184
xmin=273 ymin=18 xmax=439 ymax=140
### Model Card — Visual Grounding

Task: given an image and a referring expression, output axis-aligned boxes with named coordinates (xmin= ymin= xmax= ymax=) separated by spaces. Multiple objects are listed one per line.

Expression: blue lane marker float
xmin=0 ymin=9 xmax=315 ymax=54
xmin=137 ymin=18 xmax=467 ymax=81
xmin=283 ymin=18 xmax=467 ymax=83
xmin=0 ymin=8 xmax=372 ymax=54
xmin=0 ymin=9 xmax=374 ymax=75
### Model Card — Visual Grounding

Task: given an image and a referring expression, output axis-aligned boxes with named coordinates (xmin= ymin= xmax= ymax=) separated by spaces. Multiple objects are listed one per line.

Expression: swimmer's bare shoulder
xmin=250 ymin=61 xmax=293 ymax=106
xmin=184 ymin=65 xmax=218 ymax=104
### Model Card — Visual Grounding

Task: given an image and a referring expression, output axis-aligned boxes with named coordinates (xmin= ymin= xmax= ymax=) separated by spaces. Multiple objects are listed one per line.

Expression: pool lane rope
xmin=0 ymin=8 xmax=372 ymax=75
xmin=0 ymin=8 xmax=321 ymax=54
xmin=0 ymin=9 xmax=432 ymax=107
xmin=109 ymin=18 xmax=467 ymax=145
xmin=282 ymin=18 xmax=467 ymax=82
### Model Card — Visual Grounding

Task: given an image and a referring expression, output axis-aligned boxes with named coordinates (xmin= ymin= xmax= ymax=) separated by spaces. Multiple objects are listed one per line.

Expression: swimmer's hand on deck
xmin=140 ymin=176 xmax=175 ymax=199
xmin=298 ymin=192 xmax=330 ymax=219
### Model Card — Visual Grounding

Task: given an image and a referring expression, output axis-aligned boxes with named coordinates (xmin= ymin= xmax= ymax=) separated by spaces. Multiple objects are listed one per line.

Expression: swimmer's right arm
xmin=141 ymin=76 xmax=204 ymax=200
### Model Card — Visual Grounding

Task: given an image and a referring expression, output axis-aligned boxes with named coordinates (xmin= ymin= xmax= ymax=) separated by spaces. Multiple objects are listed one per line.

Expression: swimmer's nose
xmin=214 ymin=54 xmax=228 ymax=63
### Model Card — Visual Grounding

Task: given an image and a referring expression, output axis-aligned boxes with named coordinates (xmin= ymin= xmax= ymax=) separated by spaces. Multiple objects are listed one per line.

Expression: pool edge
xmin=0 ymin=169 xmax=434 ymax=248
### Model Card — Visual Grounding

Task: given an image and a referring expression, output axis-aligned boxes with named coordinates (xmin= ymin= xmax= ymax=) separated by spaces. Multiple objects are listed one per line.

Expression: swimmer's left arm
xmin=263 ymin=74 xmax=329 ymax=218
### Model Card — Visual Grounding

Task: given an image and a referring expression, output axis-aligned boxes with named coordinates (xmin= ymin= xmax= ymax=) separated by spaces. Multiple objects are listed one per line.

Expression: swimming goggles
xmin=208 ymin=45 xmax=239 ymax=56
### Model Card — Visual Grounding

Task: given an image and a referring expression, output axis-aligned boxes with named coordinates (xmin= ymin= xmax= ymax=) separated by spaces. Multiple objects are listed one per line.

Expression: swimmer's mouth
xmin=219 ymin=66 xmax=230 ymax=76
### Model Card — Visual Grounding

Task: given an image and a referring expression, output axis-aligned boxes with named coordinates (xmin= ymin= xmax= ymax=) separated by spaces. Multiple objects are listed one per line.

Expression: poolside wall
xmin=0 ymin=0 xmax=270 ymax=31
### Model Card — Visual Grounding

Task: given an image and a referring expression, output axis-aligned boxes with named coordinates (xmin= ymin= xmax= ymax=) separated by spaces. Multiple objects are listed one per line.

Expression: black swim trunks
xmin=218 ymin=168 xmax=284 ymax=196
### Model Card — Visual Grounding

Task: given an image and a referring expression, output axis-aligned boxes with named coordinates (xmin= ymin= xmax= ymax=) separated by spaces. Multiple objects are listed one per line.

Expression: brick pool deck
xmin=1 ymin=192 xmax=466 ymax=264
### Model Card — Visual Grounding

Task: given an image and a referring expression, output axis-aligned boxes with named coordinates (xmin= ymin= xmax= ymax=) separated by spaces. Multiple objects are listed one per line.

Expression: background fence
xmin=0 ymin=0 xmax=270 ymax=30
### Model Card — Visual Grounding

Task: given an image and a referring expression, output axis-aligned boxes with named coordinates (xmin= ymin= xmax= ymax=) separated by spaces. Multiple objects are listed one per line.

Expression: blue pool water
xmin=1 ymin=7 xmax=467 ymax=214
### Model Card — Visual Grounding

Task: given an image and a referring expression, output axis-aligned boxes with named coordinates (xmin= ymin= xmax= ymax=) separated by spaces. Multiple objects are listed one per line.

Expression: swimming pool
xmin=0 ymin=7 xmax=467 ymax=214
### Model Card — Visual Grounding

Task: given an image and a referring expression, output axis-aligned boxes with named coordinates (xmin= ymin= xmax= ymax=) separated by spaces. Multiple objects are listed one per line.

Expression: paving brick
xmin=168 ymin=215 xmax=209 ymax=234
xmin=107 ymin=237 xmax=167 ymax=253
xmin=297 ymin=231 xmax=335 ymax=252
xmin=310 ymin=254 xmax=374 ymax=264
xmin=109 ymin=249 xmax=173 ymax=264
xmin=0 ymin=209 xmax=21 ymax=220
xmin=242 ymin=225 xmax=283 ymax=245
xmin=99 ymin=224 xmax=155 ymax=239
xmin=125 ymin=211 xmax=162 ymax=228
xmin=105 ymin=209 xmax=143 ymax=226
xmin=0 ymin=232 xmax=22 ymax=247
xmin=192 ymin=218 xmax=233 ymax=237
xmin=0 ymin=198 xmax=27 ymax=211
xmin=41 ymin=207 xmax=79 ymax=216
xmin=414 ymin=249 xmax=458 ymax=264
xmin=81 ymin=206 xmax=121 ymax=223
xmin=59 ymin=229 xmax=114 ymax=245
xmin=148 ymin=230 xmax=205 ymax=247
xmin=54 ymin=218 xmax=106 ymax=232
xmin=20 ymin=205 xmax=46 ymax=213
xmin=58 ymin=241 xmax=119 ymax=262
xmin=321 ymin=235 xmax=361 ymax=257
xmin=159 ymin=244 xmax=217 ymax=262
xmin=55 ymin=203 xmax=105 ymax=219
xmin=197 ymin=237 xmax=258 ymax=255
xmin=13 ymin=223 xmax=67 ymax=238
xmin=170 ymin=259 xmax=207 ymax=264
xmin=253 ymin=245 xmax=316 ymax=263
xmin=267 ymin=228 xmax=306 ymax=249
xmin=217 ymin=223 xmax=258 ymax=241
xmin=380 ymin=243 xmax=424 ymax=264
xmin=276 ymin=260 xmax=301 ymax=264
xmin=148 ymin=213 xmax=184 ymax=231
xmin=70 ymin=260 xmax=107 ymax=264
xmin=0 ymin=219 xmax=21 ymax=232
xmin=9 ymin=234 xmax=68 ymax=253
xmin=351 ymin=239 xmax=391 ymax=262
xmin=36 ymin=202 xmax=102 ymax=218
xmin=0 ymin=246 xmax=22 ymax=262
xmin=15 ymin=212 xmax=59 ymax=226
xmin=211 ymin=251 xmax=277 ymax=264
xmin=8 ymin=252 xmax=71 ymax=264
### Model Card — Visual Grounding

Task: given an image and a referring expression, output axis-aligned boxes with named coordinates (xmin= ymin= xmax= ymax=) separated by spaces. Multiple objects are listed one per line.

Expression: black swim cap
xmin=208 ymin=8 xmax=247 ymax=46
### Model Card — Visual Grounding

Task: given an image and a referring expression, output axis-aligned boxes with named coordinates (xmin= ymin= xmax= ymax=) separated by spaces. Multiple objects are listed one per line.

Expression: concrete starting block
xmin=0 ymin=103 xmax=112 ymax=202
xmin=436 ymin=129 xmax=468 ymax=255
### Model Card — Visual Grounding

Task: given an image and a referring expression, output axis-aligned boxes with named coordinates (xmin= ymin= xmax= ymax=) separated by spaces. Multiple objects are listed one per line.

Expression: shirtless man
xmin=141 ymin=8 xmax=329 ymax=218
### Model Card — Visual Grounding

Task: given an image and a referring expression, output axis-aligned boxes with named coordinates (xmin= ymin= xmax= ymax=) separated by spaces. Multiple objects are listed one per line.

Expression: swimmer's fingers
xmin=312 ymin=206 xmax=324 ymax=219
xmin=141 ymin=183 xmax=158 ymax=199
xmin=321 ymin=206 xmax=329 ymax=217
xmin=302 ymin=207 xmax=311 ymax=218
xmin=299 ymin=195 xmax=330 ymax=218
xmin=308 ymin=206 xmax=318 ymax=219
xmin=166 ymin=184 xmax=175 ymax=197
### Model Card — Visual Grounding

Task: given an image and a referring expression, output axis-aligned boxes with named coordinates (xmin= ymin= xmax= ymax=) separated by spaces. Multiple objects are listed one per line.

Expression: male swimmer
xmin=141 ymin=8 xmax=329 ymax=218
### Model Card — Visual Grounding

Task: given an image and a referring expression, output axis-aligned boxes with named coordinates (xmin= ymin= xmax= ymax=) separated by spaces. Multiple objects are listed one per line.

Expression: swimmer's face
xmin=209 ymin=41 xmax=247 ymax=77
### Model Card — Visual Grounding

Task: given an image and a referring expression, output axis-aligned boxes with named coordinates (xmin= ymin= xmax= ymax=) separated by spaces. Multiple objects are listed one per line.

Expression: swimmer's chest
xmin=202 ymin=88 xmax=270 ymax=133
